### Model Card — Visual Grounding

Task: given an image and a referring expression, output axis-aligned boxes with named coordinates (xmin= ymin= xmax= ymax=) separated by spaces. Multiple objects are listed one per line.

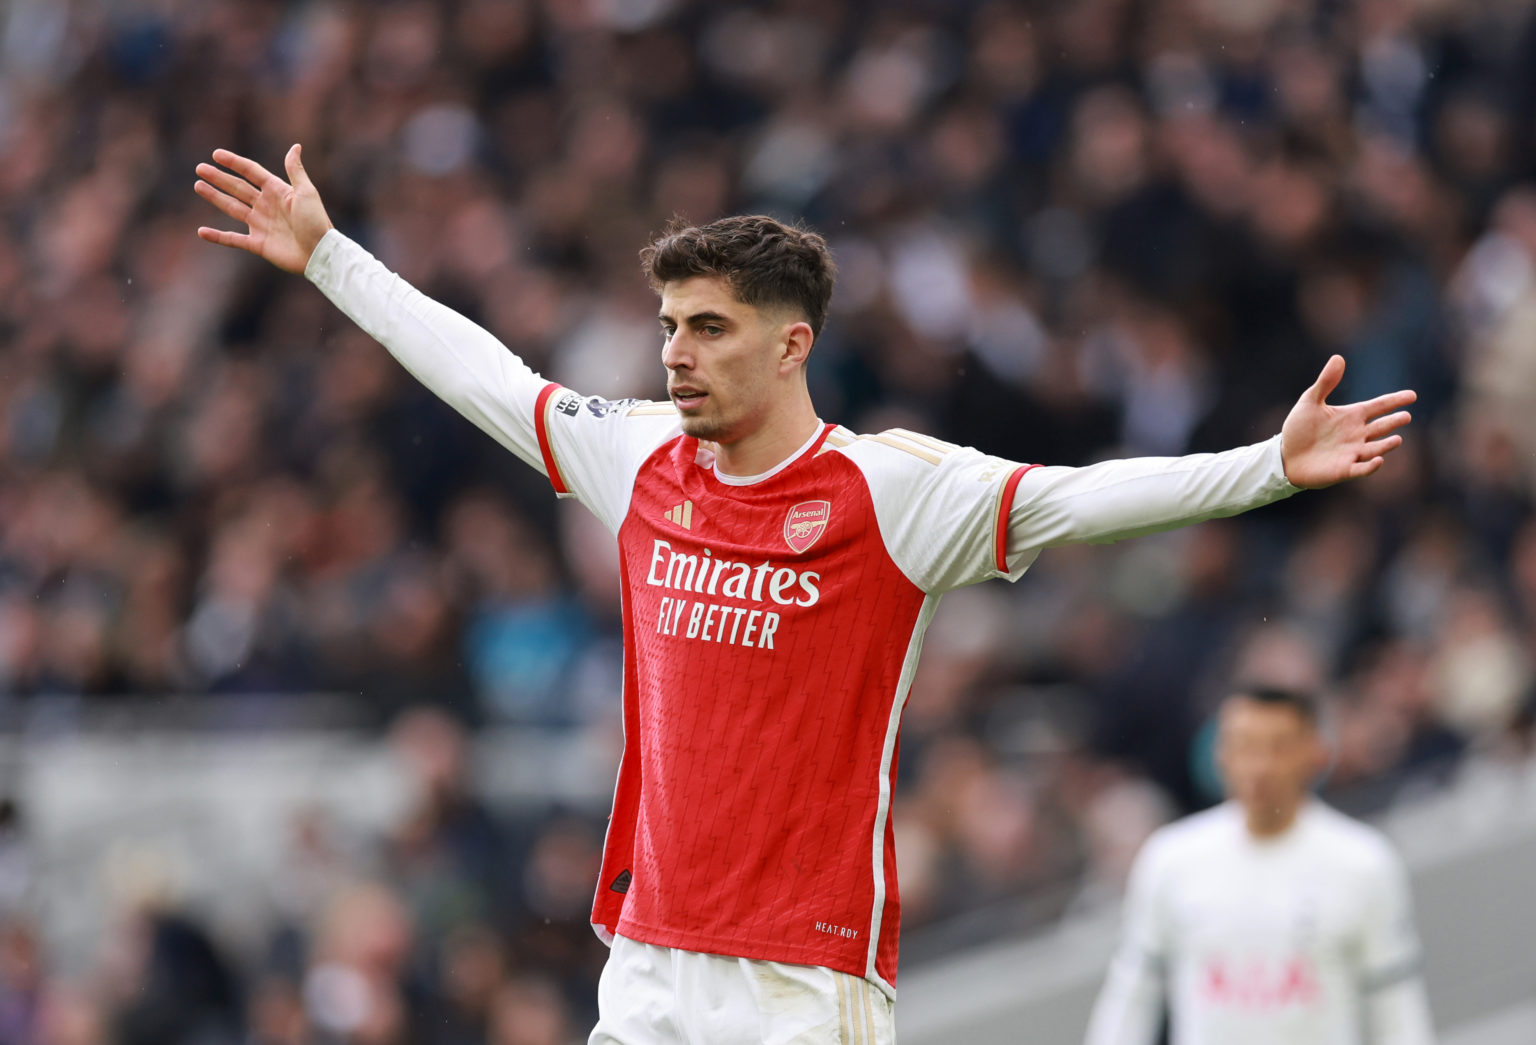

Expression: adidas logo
xmin=663 ymin=500 xmax=694 ymax=529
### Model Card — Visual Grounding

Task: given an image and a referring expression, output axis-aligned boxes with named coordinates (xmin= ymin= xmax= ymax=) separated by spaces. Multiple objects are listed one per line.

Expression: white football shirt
xmin=1086 ymin=800 xmax=1435 ymax=1045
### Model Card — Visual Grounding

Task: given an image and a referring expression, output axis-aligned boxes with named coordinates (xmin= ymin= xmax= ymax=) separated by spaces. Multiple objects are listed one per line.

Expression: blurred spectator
xmin=384 ymin=708 xmax=512 ymax=939
xmin=0 ymin=918 xmax=43 ymax=1043
xmin=430 ymin=924 xmax=507 ymax=1045
xmin=109 ymin=909 xmax=242 ymax=1045
xmin=302 ymin=882 xmax=421 ymax=1045
xmin=485 ymin=975 xmax=576 ymax=1045
xmin=94 ymin=845 xmax=242 ymax=1045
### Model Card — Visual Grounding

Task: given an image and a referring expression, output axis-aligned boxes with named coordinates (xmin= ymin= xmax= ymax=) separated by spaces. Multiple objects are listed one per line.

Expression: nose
xmin=662 ymin=330 xmax=692 ymax=372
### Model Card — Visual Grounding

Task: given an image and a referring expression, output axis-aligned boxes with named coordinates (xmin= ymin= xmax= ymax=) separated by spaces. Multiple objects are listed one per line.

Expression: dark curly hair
xmin=640 ymin=215 xmax=837 ymax=336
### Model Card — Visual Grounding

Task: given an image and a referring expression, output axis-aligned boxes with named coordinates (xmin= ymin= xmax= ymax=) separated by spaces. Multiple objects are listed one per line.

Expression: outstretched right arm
xmin=304 ymin=227 xmax=552 ymax=475
xmin=195 ymin=147 xmax=679 ymax=531
xmin=195 ymin=145 xmax=549 ymax=472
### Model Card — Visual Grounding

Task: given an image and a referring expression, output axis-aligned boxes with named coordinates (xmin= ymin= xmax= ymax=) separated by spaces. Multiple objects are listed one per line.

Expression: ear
xmin=778 ymin=320 xmax=815 ymax=375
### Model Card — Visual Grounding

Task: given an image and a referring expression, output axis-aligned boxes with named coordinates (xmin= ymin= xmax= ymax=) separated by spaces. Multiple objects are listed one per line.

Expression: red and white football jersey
xmin=535 ymin=393 xmax=1040 ymax=991
xmin=307 ymin=231 xmax=1301 ymax=996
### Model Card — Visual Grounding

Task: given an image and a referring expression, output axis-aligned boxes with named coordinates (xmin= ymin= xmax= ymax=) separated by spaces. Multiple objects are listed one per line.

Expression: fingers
xmin=194 ymin=179 xmax=252 ymax=223
xmin=1349 ymin=456 xmax=1386 ymax=479
xmin=1359 ymin=388 xmax=1418 ymax=418
xmin=1364 ymin=410 xmax=1412 ymax=440
xmin=1357 ymin=434 xmax=1403 ymax=460
xmin=284 ymin=143 xmax=314 ymax=192
xmin=1308 ymin=354 xmax=1346 ymax=404
xmin=196 ymin=226 xmax=252 ymax=251
xmin=211 ymin=148 xmax=280 ymax=189
xmin=195 ymin=162 xmax=259 ymax=206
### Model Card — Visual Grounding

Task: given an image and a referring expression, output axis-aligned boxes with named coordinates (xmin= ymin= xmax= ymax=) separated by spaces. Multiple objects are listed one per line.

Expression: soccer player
xmin=194 ymin=145 xmax=1417 ymax=1044
xmin=1085 ymin=688 xmax=1436 ymax=1045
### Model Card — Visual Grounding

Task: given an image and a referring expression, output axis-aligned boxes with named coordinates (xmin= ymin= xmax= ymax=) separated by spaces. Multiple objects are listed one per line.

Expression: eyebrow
xmin=658 ymin=310 xmax=733 ymax=327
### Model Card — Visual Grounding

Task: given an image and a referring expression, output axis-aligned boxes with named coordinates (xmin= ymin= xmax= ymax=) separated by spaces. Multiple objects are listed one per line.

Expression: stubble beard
xmin=677 ymin=403 xmax=733 ymax=443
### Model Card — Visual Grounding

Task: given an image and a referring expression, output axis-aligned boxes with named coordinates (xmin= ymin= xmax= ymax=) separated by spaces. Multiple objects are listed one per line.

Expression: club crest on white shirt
xmin=784 ymin=500 xmax=830 ymax=553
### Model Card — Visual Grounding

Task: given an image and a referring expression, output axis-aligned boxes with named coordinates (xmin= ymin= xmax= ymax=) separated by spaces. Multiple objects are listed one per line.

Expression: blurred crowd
xmin=3 ymin=0 xmax=1536 ymax=1040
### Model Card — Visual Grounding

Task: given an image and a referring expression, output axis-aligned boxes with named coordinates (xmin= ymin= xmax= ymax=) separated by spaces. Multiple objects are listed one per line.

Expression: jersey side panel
xmin=864 ymin=597 xmax=938 ymax=990
xmin=590 ymin=565 xmax=645 ymax=943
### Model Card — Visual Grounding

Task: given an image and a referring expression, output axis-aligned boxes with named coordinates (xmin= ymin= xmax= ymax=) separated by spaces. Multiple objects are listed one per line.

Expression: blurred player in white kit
xmin=1086 ymin=688 xmax=1436 ymax=1045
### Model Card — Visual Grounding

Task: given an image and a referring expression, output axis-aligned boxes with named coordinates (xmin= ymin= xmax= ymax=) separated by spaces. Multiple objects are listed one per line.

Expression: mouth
xmin=670 ymin=388 xmax=708 ymax=412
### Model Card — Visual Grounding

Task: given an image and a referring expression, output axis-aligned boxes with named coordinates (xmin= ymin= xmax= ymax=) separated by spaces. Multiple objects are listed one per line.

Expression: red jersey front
xmin=534 ymin=390 xmax=1034 ymax=995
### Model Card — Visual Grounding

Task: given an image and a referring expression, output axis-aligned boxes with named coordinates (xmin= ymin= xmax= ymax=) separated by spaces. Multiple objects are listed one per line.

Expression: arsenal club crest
xmin=783 ymin=500 xmax=830 ymax=554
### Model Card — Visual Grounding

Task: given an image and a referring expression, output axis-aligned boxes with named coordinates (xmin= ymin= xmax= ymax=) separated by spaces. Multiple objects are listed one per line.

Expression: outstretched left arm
xmin=1002 ymin=356 xmax=1414 ymax=560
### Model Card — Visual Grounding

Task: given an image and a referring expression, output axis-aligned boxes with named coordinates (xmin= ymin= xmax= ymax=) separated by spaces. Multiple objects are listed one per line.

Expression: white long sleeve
xmin=303 ymin=230 xmax=680 ymax=532
xmin=831 ymin=429 xmax=1301 ymax=594
xmin=304 ymin=228 xmax=551 ymax=472
xmin=1008 ymin=436 xmax=1299 ymax=557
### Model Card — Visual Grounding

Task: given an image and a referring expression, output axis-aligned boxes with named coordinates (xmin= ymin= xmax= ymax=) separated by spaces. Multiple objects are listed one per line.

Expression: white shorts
xmin=589 ymin=934 xmax=895 ymax=1045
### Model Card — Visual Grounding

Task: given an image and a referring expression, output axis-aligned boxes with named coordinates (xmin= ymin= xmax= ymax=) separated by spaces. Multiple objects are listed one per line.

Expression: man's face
xmin=658 ymin=276 xmax=798 ymax=444
xmin=1217 ymin=697 xmax=1326 ymax=826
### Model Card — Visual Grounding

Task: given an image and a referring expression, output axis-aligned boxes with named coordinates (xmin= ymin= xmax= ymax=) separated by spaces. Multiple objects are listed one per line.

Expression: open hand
xmin=1280 ymin=355 xmax=1415 ymax=489
xmin=195 ymin=145 xmax=333 ymax=274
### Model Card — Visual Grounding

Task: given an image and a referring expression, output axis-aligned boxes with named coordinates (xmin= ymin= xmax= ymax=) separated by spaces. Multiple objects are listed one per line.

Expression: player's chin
xmin=678 ymin=413 xmax=729 ymax=441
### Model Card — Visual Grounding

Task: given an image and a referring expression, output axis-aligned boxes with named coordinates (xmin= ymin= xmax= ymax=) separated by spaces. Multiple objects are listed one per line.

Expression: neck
xmin=713 ymin=398 xmax=821 ymax=477
xmin=1244 ymin=800 xmax=1304 ymax=840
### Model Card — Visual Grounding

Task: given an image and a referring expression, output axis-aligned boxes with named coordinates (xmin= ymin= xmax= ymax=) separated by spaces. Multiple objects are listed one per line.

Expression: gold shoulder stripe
xmin=879 ymin=430 xmax=948 ymax=463
xmin=628 ymin=404 xmax=678 ymax=416
xmin=864 ymin=432 xmax=943 ymax=465
xmin=888 ymin=428 xmax=960 ymax=456
xmin=818 ymin=428 xmax=855 ymax=454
